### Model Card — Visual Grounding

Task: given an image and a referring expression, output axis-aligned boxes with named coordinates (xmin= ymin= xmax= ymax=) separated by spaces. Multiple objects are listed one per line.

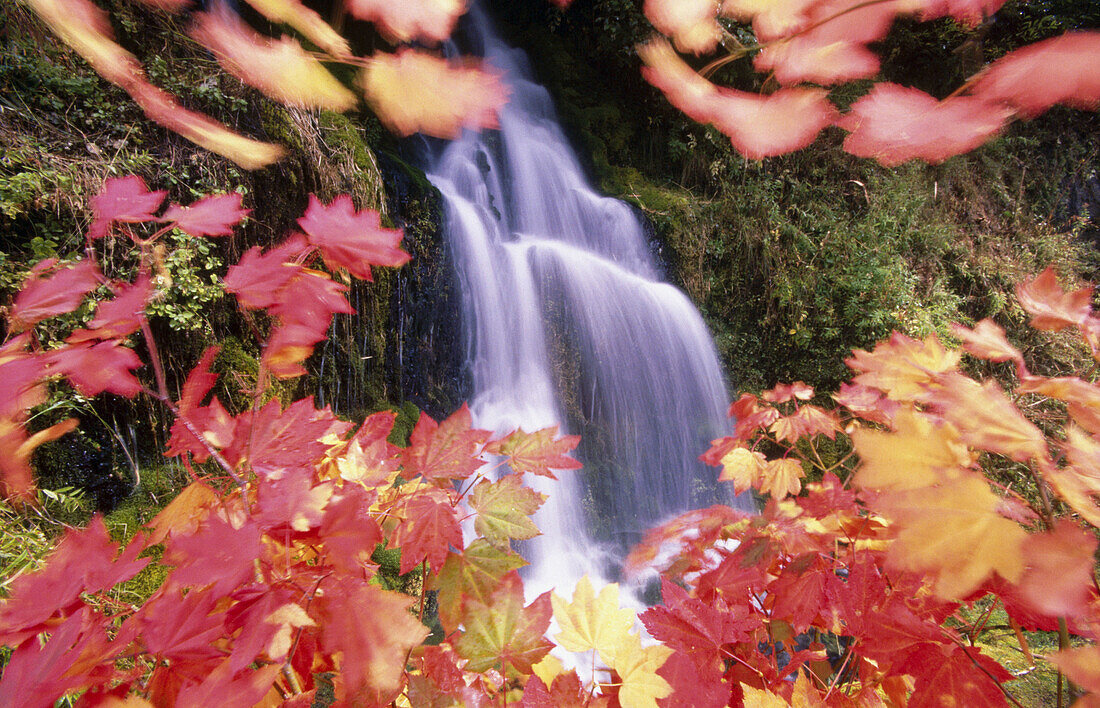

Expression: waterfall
xmin=423 ymin=8 xmax=754 ymax=595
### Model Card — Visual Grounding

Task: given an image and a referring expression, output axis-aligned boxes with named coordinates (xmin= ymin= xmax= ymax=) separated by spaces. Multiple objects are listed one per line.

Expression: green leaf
xmin=468 ymin=474 xmax=545 ymax=547
xmin=453 ymin=571 xmax=553 ymax=676
xmin=430 ymin=539 xmax=527 ymax=633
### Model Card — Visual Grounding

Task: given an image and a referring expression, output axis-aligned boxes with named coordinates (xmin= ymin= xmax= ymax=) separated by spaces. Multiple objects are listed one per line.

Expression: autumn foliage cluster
xmin=24 ymin=0 xmax=1100 ymax=169
xmin=7 ymin=176 xmax=1100 ymax=706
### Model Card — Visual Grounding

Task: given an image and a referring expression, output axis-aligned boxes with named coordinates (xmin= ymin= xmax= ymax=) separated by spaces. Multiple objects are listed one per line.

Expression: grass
xmin=956 ymin=600 xmax=1085 ymax=707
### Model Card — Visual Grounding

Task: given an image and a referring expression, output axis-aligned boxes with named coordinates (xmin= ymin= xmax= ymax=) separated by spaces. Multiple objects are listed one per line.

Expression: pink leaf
xmin=753 ymin=0 xmax=903 ymax=84
xmin=10 ymin=259 xmax=102 ymax=330
xmin=840 ymin=83 xmax=1010 ymax=166
xmin=67 ymin=274 xmax=153 ymax=343
xmin=972 ymin=31 xmax=1100 ymax=119
xmin=297 ymin=195 xmax=411 ymax=281
xmin=162 ymin=192 xmax=250 ymax=237
xmin=912 ymin=0 xmax=1007 ymax=27
xmin=48 ymin=341 xmax=143 ymax=397
xmin=639 ymin=39 xmax=836 ymax=159
xmin=344 ymin=0 xmax=466 ymax=44
xmin=644 ymin=0 xmax=721 ymax=54
xmin=88 ymin=176 xmax=167 ymax=240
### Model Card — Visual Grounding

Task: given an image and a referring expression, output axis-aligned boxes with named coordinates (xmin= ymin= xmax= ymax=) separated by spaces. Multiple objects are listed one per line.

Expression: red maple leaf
xmin=419 ymin=644 xmax=466 ymax=694
xmin=48 ymin=340 xmax=143 ymax=397
xmin=263 ymin=269 xmax=354 ymax=378
xmin=318 ymin=484 xmax=383 ymax=575
xmin=728 ymin=392 xmax=759 ymax=419
xmin=699 ymin=435 xmax=739 ymax=466
xmin=124 ymin=587 xmax=226 ymax=665
xmin=338 ymin=411 xmax=402 ymax=485
xmin=900 ymin=644 xmax=1012 ymax=708
xmin=163 ymin=517 xmax=262 ymax=597
xmin=67 ymin=273 xmax=152 ymax=343
xmin=313 ymin=577 xmax=428 ymax=699
xmin=833 ymin=381 xmax=899 ymax=425
xmin=734 ymin=406 xmax=781 ymax=440
xmin=254 ymin=471 xmax=331 ymax=534
xmin=642 ymin=578 xmax=758 ymax=657
xmin=768 ymin=554 xmax=846 ymax=633
xmin=402 ymin=403 xmax=490 ymax=482
xmin=389 ymin=488 xmax=464 ymax=574
xmin=485 ymin=426 xmax=581 ymax=478
xmin=0 ymin=609 xmax=114 ymax=708
xmin=165 ymin=347 xmax=235 ymax=463
xmin=694 ymin=542 xmax=774 ymax=603
xmin=797 ymin=473 xmax=858 ymax=519
xmin=174 ymin=661 xmax=281 ymax=708
xmin=225 ymin=397 xmax=350 ymax=478
xmin=0 ymin=413 xmax=77 ymax=503
xmin=297 ymin=195 xmax=411 ymax=281
xmin=761 ymin=381 xmax=814 ymax=403
xmin=654 ymin=650 xmax=729 ymax=708
xmin=840 ymin=84 xmax=1010 ymax=166
xmin=162 ymin=192 xmax=250 ymax=237
xmin=10 ymin=259 xmax=102 ymax=330
xmin=88 ymin=176 xmax=167 ymax=240
xmin=1016 ymin=519 xmax=1097 ymax=619
xmin=224 ymin=585 xmax=303 ymax=671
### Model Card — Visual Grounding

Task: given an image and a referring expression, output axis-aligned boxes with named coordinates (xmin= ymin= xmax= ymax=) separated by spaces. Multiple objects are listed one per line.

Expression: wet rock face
xmin=380 ymin=151 xmax=469 ymax=422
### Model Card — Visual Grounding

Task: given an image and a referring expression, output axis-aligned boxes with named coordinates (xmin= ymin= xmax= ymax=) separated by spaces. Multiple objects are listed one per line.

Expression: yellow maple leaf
xmin=610 ymin=632 xmax=673 ymax=708
xmin=242 ymin=0 xmax=351 ymax=58
xmin=551 ymin=575 xmax=636 ymax=667
xmin=738 ymin=684 xmax=791 ymax=708
xmin=847 ymin=332 xmax=960 ymax=402
xmin=851 ymin=408 xmax=972 ymax=491
xmin=360 ymin=50 xmax=506 ymax=139
xmin=876 ymin=475 xmax=1026 ymax=599
xmin=147 ymin=480 xmax=218 ymax=545
xmin=760 ymin=458 xmax=804 ymax=499
xmin=1046 ymin=426 xmax=1100 ymax=526
xmin=531 ymin=654 xmax=564 ymax=687
xmin=719 ymin=447 xmax=766 ymax=493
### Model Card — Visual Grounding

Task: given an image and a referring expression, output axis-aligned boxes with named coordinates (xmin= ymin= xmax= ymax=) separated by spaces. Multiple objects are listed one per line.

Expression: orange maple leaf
xmin=1015 ymin=266 xmax=1093 ymax=331
xmin=847 ymin=332 xmax=960 ymax=402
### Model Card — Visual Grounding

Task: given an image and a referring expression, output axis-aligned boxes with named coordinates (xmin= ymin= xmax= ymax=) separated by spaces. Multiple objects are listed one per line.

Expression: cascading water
xmin=424 ymin=7 xmax=755 ymax=595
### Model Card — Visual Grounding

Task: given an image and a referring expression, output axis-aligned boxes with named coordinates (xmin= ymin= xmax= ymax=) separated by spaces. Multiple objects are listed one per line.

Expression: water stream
xmin=423 ymin=8 xmax=754 ymax=595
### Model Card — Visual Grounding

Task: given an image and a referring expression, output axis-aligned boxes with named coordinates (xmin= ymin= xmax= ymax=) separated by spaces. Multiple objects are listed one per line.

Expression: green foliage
xmin=0 ymin=486 xmax=91 ymax=594
xmin=145 ymin=231 xmax=225 ymax=333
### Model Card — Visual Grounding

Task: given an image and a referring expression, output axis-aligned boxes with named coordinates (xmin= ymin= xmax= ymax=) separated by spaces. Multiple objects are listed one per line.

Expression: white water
xmin=424 ymin=8 xmax=755 ymax=596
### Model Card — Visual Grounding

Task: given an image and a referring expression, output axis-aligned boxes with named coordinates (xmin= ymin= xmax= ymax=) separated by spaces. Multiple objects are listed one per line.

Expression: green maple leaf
xmin=453 ymin=571 xmax=553 ymax=676
xmin=468 ymin=474 xmax=545 ymax=547
xmin=430 ymin=539 xmax=527 ymax=633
